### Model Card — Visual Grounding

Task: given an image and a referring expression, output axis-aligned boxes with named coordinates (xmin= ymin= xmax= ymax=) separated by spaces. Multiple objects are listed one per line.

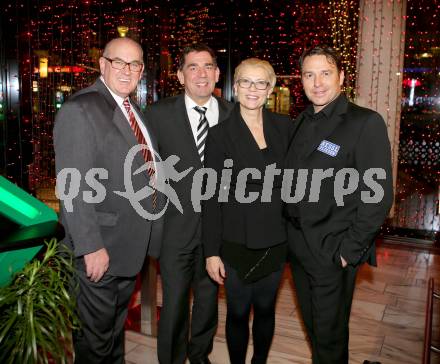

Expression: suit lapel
xmin=302 ymin=114 xmax=344 ymax=158
xmin=289 ymin=112 xmax=307 ymax=150
xmin=173 ymin=95 xmax=202 ymax=168
xmin=217 ymin=96 xmax=232 ymax=123
xmin=93 ymin=78 xmax=118 ymax=109
xmin=226 ymin=107 xmax=266 ymax=170
xmin=262 ymin=109 xmax=284 ymax=160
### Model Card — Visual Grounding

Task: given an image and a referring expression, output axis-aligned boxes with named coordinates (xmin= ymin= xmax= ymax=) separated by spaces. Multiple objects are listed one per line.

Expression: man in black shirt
xmin=285 ymin=46 xmax=393 ymax=364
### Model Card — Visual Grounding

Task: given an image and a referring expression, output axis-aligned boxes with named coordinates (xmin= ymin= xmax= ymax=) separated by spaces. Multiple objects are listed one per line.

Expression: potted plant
xmin=0 ymin=238 xmax=80 ymax=364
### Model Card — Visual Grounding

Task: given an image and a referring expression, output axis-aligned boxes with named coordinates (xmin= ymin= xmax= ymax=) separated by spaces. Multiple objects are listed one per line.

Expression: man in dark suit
xmin=284 ymin=46 xmax=393 ymax=364
xmin=54 ymin=37 xmax=163 ymax=363
xmin=146 ymin=44 xmax=233 ymax=364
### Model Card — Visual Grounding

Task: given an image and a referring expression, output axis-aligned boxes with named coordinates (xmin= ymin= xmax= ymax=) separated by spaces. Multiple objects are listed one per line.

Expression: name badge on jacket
xmin=317 ymin=140 xmax=340 ymax=157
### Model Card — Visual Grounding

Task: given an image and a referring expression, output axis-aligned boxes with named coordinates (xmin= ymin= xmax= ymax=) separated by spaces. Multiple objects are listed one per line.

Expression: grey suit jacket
xmin=54 ymin=78 xmax=164 ymax=277
xmin=145 ymin=94 xmax=233 ymax=252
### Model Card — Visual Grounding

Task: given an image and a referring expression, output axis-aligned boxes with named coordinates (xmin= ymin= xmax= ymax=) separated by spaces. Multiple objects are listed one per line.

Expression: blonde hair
xmin=234 ymin=58 xmax=276 ymax=87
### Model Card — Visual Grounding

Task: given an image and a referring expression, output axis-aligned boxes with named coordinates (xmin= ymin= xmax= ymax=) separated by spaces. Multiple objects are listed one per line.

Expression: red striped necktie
xmin=123 ymin=98 xmax=157 ymax=209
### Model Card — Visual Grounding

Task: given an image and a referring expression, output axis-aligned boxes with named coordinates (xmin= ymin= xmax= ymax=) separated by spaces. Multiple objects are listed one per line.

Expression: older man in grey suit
xmin=54 ymin=37 xmax=163 ymax=363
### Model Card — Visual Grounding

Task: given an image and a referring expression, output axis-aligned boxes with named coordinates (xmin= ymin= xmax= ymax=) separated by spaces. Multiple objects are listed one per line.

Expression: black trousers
xmin=158 ymin=231 xmax=218 ymax=364
xmin=224 ymin=264 xmax=283 ymax=364
xmin=73 ymin=259 xmax=136 ymax=364
xmin=288 ymin=227 xmax=358 ymax=364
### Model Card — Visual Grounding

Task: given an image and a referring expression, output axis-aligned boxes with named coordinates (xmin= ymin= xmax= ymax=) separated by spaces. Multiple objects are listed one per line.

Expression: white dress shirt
xmin=184 ymin=94 xmax=219 ymax=144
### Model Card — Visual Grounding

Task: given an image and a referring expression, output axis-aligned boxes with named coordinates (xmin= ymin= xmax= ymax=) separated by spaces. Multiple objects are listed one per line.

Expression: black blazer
xmin=285 ymin=95 xmax=393 ymax=267
xmin=202 ymin=104 xmax=294 ymax=257
xmin=146 ymin=94 xmax=234 ymax=252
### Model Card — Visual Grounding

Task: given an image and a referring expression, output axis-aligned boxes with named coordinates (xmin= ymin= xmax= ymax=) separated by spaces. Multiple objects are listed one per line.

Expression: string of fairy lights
xmin=328 ymin=0 xmax=358 ymax=100
xmin=391 ymin=0 xmax=440 ymax=233
xmin=3 ymin=0 xmax=357 ymax=191
xmin=1 ymin=0 xmax=438 ymax=234
xmin=229 ymin=1 xmax=335 ymax=116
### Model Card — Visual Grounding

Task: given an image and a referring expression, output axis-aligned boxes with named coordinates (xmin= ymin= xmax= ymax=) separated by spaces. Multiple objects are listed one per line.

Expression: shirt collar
xmin=184 ymin=94 xmax=214 ymax=113
xmin=100 ymin=76 xmax=126 ymax=107
xmin=305 ymin=92 xmax=345 ymax=120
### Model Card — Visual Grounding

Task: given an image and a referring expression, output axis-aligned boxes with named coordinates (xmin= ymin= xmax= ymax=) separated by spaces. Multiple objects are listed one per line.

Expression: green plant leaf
xmin=0 ymin=312 xmax=17 ymax=343
xmin=0 ymin=238 xmax=78 ymax=363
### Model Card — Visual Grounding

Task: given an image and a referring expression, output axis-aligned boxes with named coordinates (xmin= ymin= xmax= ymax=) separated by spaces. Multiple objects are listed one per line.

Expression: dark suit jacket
xmin=54 ymin=78 xmax=164 ymax=277
xmin=285 ymin=94 xmax=393 ymax=268
xmin=145 ymin=94 xmax=233 ymax=252
xmin=202 ymin=104 xmax=295 ymax=257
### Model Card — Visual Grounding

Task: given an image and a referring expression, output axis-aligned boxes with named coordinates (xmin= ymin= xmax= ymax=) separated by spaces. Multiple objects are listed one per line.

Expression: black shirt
xmin=293 ymin=93 xmax=344 ymax=163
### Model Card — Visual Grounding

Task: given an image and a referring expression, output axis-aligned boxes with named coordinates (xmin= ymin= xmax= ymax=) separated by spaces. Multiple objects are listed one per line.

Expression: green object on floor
xmin=0 ymin=175 xmax=58 ymax=287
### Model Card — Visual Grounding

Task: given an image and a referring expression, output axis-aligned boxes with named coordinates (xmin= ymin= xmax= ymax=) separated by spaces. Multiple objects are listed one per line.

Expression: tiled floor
xmin=125 ymin=245 xmax=440 ymax=363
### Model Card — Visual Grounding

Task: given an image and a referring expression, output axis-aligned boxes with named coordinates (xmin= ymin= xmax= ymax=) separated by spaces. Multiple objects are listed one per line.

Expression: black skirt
xmin=221 ymin=240 xmax=287 ymax=284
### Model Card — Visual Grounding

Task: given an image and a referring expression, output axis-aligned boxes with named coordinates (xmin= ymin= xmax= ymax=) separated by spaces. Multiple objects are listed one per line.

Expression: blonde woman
xmin=202 ymin=58 xmax=294 ymax=363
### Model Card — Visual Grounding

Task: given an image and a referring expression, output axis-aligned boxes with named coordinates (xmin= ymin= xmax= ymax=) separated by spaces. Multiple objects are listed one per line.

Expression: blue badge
xmin=317 ymin=140 xmax=340 ymax=157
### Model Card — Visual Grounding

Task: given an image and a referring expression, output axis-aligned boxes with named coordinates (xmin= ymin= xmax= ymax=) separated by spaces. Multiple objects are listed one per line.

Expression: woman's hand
xmin=206 ymin=256 xmax=226 ymax=285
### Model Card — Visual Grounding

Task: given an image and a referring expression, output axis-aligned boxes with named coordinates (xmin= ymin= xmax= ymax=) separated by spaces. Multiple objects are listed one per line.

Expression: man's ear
xmin=339 ymin=70 xmax=345 ymax=86
xmin=177 ymin=69 xmax=184 ymax=86
xmin=215 ymin=67 xmax=220 ymax=83
xmin=137 ymin=64 xmax=145 ymax=82
xmin=99 ymin=57 xmax=106 ymax=75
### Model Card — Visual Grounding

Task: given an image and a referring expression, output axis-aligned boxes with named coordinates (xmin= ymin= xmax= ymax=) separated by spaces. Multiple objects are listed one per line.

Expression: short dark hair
xmin=178 ymin=43 xmax=217 ymax=70
xmin=299 ymin=46 xmax=342 ymax=73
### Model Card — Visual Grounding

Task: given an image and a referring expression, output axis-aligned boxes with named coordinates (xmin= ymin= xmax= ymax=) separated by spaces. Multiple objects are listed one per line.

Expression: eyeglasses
xmin=236 ymin=78 xmax=270 ymax=90
xmin=103 ymin=57 xmax=143 ymax=72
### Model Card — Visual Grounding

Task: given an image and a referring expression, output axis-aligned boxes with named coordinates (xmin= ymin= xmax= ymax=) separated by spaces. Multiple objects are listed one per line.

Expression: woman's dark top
xmin=202 ymin=104 xmax=295 ymax=282
xmin=222 ymin=147 xmax=287 ymax=282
